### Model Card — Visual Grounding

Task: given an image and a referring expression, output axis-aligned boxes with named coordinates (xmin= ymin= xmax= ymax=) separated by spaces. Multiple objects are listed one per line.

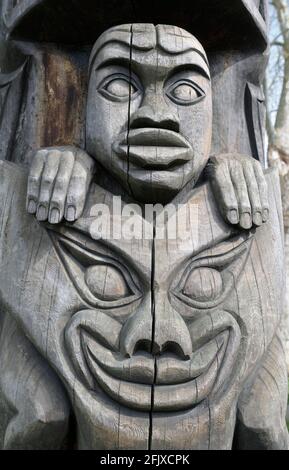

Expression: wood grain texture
xmin=0 ymin=161 xmax=287 ymax=449
xmin=0 ymin=1 xmax=268 ymax=168
xmin=0 ymin=0 xmax=287 ymax=451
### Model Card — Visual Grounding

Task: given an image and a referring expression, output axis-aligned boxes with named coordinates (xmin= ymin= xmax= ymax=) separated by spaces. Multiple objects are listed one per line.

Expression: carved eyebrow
xmin=95 ymin=59 xmax=210 ymax=85
xmin=94 ymin=56 xmax=131 ymax=72
xmin=92 ymin=50 xmax=210 ymax=81
xmin=89 ymin=40 xmax=209 ymax=76
xmin=158 ymin=44 xmax=209 ymax=67
xmin=167 ymin=63 xmax=210 ymax=81
xmin=89 ymin=39 xmax=153 ymax=74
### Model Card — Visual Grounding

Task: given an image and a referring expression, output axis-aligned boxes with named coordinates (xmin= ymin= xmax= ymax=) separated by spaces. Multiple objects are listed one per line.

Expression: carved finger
xmin=211 ymin=161 xmax=239 ymax=225
xmin=242 ymin=163 xmax=263 ymax=226
xmin=65 ymin=163 xmax=89 ymax=222
xmin=253 ymin=161 xmax=269 ymax=222
xmin=26 ymin=150 xmax=47 ymax=214
xmin=64 ymin=149 xmax=95 ymax=222
xmin=37 ymin=151 xmax=61 ymax=221
xmin=229 ymin=161 xmax=252 ymax=229
xmin=48 ymin=151 xmax=75 ymax=224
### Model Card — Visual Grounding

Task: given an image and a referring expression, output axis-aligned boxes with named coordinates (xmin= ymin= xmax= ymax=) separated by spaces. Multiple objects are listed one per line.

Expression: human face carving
xmin=86 ymin=24 xmax=212 ymax=203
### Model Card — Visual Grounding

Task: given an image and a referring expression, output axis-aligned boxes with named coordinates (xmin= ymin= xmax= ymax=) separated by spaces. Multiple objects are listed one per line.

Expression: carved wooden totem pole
xmin=0 ymin=0 xmax=288 ymax=450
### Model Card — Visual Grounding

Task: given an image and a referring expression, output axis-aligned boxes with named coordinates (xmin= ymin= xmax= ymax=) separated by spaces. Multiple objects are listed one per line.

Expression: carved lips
xmin=65 ymin=309 xmax=230 ymax=412
xmin=84 ymin=329 xmax=229 ymax=412
xmin=113 ymin=128 xmax=193 ymax=170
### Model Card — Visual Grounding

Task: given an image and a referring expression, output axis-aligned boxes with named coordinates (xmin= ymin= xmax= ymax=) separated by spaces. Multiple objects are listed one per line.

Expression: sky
xmin=267 ymin=2 xmax=285 ymax=126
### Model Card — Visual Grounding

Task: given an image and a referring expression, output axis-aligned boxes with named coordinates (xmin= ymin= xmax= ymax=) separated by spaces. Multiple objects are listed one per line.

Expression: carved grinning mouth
xmin=84 ymin=330 xmax=229 ymax=412
xmin=65 ymin=308 xmax=231 ymax=412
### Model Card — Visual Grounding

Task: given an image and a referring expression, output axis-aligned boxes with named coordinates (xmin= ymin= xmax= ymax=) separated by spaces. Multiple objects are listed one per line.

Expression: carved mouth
xmin=65 ymin=309 xmax=230 ymax=413
xmin=113 ymin=128 xmax=193 ymax=170
xmin=84 ymin=331 xmax=229 ymax=412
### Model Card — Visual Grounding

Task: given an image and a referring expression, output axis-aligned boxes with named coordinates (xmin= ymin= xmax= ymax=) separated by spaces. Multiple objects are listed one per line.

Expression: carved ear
xmin=234 ymin=332 xmax=289 ymax=450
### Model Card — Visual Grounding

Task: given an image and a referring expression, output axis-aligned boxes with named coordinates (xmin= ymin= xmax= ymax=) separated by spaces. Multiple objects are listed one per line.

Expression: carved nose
xmin=119 ymin=297 xmax=153 ymax=358
xmin=153 ymin=297 xmax=192 ymax=360
xmin=119 ymin=296 xmax=192 ymax=360
xmin=130 ymin=103 xmax=180 ymax=133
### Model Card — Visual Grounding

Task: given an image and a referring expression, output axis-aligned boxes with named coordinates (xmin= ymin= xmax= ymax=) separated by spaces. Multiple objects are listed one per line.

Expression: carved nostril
xmin=160 ymin=341 xmax=190 ymax=361
xmin=133 ymin=339 xmax=153 ymax=356
xmin=130 ymin=116 xmax=180 ymax=133
xmin=131 ymin=339 xmax=189 ymax=360
xmin=130 ymin=105 xmax=180 ymax=133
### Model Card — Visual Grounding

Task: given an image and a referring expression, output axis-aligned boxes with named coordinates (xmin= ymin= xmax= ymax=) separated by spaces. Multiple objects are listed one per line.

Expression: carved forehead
xmin=89 ymin=23 xmax=208 ymax=68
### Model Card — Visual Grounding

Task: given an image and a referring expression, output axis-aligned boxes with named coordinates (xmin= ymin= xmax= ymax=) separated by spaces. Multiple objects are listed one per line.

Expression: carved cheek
xmin=84 ymin=265 xmax=130 ymax=301
xmin=183 ymin=267 xmax=223 ymax=302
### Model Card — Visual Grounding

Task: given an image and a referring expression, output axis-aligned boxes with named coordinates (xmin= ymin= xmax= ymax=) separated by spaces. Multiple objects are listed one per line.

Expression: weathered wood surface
xmin=0 ymin=161 xmax=287 ymax=449
xmin=0 ymin=0 xmax=268 ymax=166
xmin=0 ymin=0 xmax=287 ymax=451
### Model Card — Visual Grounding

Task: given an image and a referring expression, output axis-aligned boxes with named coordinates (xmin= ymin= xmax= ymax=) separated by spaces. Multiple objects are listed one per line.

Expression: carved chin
xmin=65 ymin=309 xmax=230 ymax=412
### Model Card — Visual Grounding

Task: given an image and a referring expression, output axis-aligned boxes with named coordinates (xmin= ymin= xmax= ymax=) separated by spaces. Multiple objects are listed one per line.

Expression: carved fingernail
xmin=27 ymin=199 xmax=37 ymax=214
xmin=49 ymin=208 xmax=60 ymax=224
xmin=240 ymin=212 xmax=252 ymax=230
xmin=263 ymin=209 xmax=269 ymax=222
xmin=227 ymin=209 xmax=239 ymax=224
xmin=66 ymin=206 xmax=76 ymax=221
xmin=253 ymin=212 xmax=262 ymax=226
xmin=37 ymin=205 xmax=47 ymax=221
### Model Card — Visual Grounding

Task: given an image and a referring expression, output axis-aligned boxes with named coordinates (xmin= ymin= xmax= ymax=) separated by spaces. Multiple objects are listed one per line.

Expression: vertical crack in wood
xmin=127 ymin=24 xmax=153 ymax=449
xmin=126 ymin=24 xmax=134 ymax=198
xmin=149 ymin=212 xmax=156 ymax=450
xmin=149 ymin=40 xmax=160 ymax=447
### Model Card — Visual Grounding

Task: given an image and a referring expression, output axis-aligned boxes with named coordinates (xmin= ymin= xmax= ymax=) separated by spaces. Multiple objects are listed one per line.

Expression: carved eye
xmin=106 ymin=78 xmax=136 ymax=97
xmin=85 ymin=264 xmax=131 ymax=301
xmin=183 ymin=267 xmax=223 ymax=302
xmin=50 ymin=232 xmax=142 ymax=311
xmin=172 ymin=236 xmax=253 ymax=312
xmin=166 ymin=80 xmax=205 ymax=105
xmin=99 ymin=75 xmax=139 ymax=101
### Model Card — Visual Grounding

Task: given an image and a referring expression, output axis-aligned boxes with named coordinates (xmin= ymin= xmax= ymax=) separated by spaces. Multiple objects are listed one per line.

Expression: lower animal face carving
xmin=0 ymin=162 xmax=286 ymax=449
xmin=52 ymin=226 xmax=250 ymax=413
xmin=86 ymin=24 xmax=212 ymax=203
xmin=53 ymin=229 xmax=250 ymax=413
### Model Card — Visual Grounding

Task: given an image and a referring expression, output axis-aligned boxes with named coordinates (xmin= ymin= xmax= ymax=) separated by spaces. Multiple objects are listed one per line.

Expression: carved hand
xmin=26 ymin=146 xmax=95 ymax=224
xmin=208 ymin=154 xmax=269 ymax=230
